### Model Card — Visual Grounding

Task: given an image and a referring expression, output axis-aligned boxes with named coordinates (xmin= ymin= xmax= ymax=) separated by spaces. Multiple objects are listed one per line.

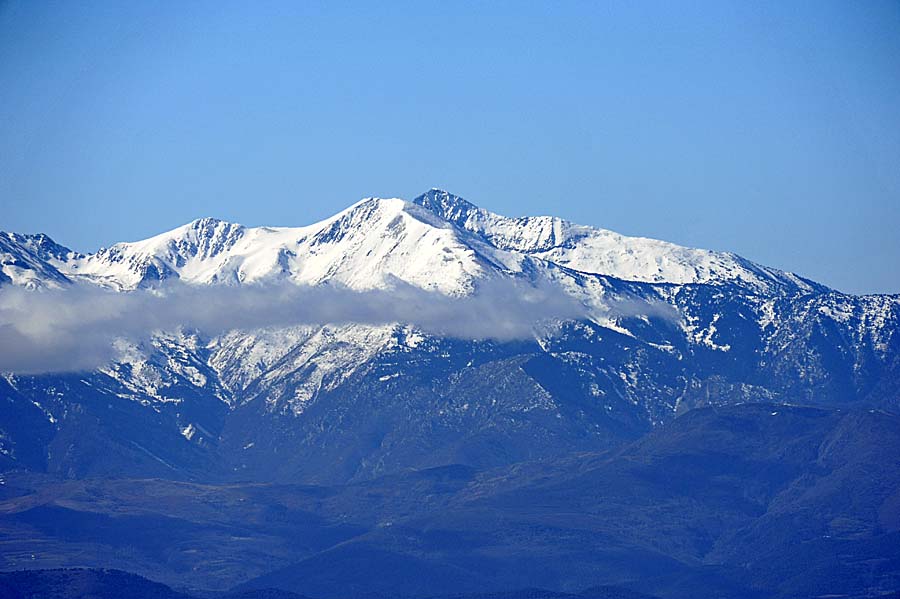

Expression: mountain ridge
xmin=1 ymin=404 xmax=897 ymax=599
xmin=1 ymin=189 xmax=826 ymax=295
xmin=1 ymin=189 xmax=899 ymax=598
xmin=0 ymin=189 xmax=897 ymax=486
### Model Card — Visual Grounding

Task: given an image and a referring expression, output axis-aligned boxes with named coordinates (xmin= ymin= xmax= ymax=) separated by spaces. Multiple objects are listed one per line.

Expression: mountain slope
xmin=412 ymin=189 xmax=824 ymax=294
xmin=3 ymin=405 xmax=893 ymax=599
xmin=1 ymin=191 xmax=899 ymax=598
xmin=0 ymin=233 xmax=75 ymax=289
xmin=236 ymin=405 xmax=900 ymax=599
xmin=6 ymin=189 xmax=823 ymax=294
xmin=51 ymin=198 xmax=526 ymax=293
xmin=0 ymin=189 xmax=897 ymax=485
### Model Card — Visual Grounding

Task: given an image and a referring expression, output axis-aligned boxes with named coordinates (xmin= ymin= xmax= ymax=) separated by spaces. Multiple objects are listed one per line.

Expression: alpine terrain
xmin=1 ymin=189 xmax=898 ymax=599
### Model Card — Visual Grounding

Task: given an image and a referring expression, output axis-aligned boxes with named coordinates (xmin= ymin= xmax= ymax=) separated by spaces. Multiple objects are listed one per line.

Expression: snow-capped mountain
xmin=0 ymin=189 xmax=897 ymax=484
xmin=7 ymin=189 xmax=819 ymax=295
xmin=34 ymin=195 xmax=517 ymax=293
xmin=0 ymin=232 xmax=76 ymax=289
xmin=413 ymin=189 xmax=824 ymax=294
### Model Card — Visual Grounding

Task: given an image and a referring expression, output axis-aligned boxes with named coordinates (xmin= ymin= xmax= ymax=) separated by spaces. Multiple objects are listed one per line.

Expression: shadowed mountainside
xmin=1 ymin=404 xmax=897 ymax=599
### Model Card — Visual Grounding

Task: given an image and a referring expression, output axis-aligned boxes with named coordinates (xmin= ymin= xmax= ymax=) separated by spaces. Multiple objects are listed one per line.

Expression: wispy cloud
xmin=0 ymin=280 xmax=590 ymax=374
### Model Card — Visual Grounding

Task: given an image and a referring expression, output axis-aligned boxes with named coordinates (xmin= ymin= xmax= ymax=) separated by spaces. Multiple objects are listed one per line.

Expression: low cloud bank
xmin=0 ymin=280 xmax=594 ymax=375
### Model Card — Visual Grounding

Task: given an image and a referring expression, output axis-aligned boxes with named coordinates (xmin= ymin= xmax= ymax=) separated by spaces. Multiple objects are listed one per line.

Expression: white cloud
xmin=0 ymin=279 xmax=589 ymax=374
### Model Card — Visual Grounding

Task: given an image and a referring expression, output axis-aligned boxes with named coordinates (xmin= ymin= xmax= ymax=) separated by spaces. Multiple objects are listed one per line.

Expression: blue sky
xmin=1 ymin=1 xmax=898 ymax=294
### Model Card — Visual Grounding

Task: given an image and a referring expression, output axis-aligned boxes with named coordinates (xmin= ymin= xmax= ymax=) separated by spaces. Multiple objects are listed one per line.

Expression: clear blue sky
xmin=1 ymin=1 xmax=898 ymax=294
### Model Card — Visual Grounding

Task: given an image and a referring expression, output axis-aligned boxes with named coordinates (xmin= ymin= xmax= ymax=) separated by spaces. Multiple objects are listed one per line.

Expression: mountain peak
xmin=188 ymin=216 xmax=228 ymax=229
xmin=177 ymin=216 xmax=246 ymax=240
xmin=412 ymin=189 xmax=481 ymax=225
xmin=0 ymin=231 xmax=74 ymax=288
xmin=2 ymin=231 xmax=76 ymax=262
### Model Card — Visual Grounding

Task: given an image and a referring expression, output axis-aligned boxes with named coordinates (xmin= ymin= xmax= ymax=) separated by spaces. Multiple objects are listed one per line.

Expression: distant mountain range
xmin=1 ymin=189 xmax=898 ymax=598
